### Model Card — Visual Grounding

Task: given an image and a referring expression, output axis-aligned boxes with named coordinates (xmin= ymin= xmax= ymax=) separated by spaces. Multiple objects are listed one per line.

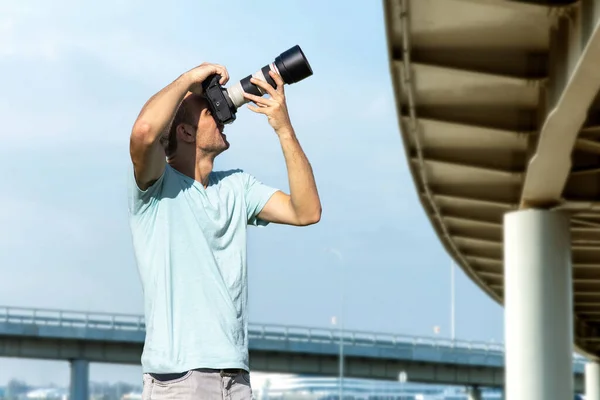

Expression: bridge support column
xmin=467 ymin=386 xmax=482 ymax=400
xmin=70 ymin=359 xmax=89 ymax=400
xmin=586 ymin=361 xmax=600 ymax=400
xmin=504 ymin=209 xmax=572 ymax=400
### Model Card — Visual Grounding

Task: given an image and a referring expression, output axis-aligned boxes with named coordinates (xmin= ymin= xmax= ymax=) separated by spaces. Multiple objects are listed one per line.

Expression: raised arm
xmin=243 ymin=71 xmax=321 ymax=226
xmin=129 ymin=63 xmax=230 ymax=190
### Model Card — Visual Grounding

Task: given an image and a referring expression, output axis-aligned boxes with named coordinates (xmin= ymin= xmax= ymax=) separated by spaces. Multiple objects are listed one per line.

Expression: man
xmin=127 ymin=62 xmax=321 ymax=399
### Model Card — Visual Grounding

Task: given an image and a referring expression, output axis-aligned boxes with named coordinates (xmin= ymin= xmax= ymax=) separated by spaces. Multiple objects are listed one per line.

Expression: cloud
xmin=324 ymin=247 xmax=344 ymax=262
xmin=0 ymin=2 xmax=74 ymax=61
xmin=0 ymin=0 xmax=185 ymax=80
xmin=0 ymin=0 xmax=397 ymax=150
xmin=0 ymin=1 xmax=177 ymax=148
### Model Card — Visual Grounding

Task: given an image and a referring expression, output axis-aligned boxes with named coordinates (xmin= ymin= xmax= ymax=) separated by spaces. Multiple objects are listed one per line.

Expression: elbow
xmin=298 ymin=206 xmax=322 ymax=226
xmin=132 ymin=120 xmax=152 ymax=137
xmin=131 ymin=120 xmax=158 ymax=147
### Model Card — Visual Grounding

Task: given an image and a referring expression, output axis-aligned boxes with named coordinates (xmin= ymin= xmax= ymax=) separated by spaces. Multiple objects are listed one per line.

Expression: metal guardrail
xmin=0 ymin=305 xmax=588 ymax=367
xmin=0 ymin=305 xmax=503 ymax=350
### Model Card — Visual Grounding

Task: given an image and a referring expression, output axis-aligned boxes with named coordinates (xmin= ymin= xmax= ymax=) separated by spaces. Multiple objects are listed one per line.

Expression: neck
xmin=194 ymin=152 xmax=215 ymax=188
xmin=169 ymin=149 xmax=216 ymax=188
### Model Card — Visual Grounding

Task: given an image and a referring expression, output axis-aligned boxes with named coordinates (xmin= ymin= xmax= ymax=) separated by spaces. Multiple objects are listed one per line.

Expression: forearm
xmin=132 ymin=73 xmax=193 ymax=140
xmin=278 ymin=128 xmax=321 ymax=223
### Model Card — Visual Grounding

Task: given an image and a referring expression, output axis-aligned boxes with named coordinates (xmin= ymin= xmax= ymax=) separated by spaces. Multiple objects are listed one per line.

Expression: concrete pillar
xmin=587 ymin=361 xmax=600 ymax=400
xmin=504 ymin=209 xmax=573 ymax=400
xmin=70 ymin=359 xmax=89 ymax=400
xmin=467 ymin=386 xmax=482 ymax=400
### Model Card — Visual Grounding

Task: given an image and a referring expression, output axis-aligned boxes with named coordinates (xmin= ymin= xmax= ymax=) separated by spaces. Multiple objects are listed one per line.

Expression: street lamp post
xmin=331 ymin=314 xmax=344 ymax=400
xmin=451 ymin=259 xmax=456 ymax=341
xmin=399 ymin=371 xmax=407 ymax=400
xmin=326 ymin=247 xmax=344 ymax=400
xmin=339 ymin=279 xmax=344 ymax=400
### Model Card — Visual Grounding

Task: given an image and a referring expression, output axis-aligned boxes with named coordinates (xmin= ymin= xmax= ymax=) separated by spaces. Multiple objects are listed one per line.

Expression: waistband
xmin=148 ymin=368 xmax=247 ymax=382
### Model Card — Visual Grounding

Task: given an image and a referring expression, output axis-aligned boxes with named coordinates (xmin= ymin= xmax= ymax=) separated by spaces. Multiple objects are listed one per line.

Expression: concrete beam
xmin=250 ymin=352 xmax=506 ymax=387
xmin=0 ymin=334 xmax=586 ymax=391
xmin=521 ymin=0 xmax=600 ymax=208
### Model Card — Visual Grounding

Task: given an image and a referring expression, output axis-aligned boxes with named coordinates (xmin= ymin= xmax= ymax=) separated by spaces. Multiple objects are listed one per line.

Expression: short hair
xmin=161 ymin=97 xmax=196 ymax=158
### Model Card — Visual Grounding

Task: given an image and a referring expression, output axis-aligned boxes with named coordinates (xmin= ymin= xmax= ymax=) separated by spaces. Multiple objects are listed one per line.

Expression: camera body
xmin=202 ymin=74 xmax=237 ymax=125
xmin=202 ymin=45 xmax=313 ymax=125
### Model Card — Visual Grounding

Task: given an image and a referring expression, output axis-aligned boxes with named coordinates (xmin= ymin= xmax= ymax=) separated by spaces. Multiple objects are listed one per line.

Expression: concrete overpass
xmin=0 ymin=305 xmax=588 ymax=399
xmin=382 ymin=0 xmax=600 ymax=398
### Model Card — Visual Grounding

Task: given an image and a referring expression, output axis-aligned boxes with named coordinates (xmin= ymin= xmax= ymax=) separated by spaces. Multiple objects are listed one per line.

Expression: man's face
xmin=188 ymin=94 xmax=229 ymax=154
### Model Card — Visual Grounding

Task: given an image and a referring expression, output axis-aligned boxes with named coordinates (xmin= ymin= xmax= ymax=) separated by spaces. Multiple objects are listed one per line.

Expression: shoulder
xmin=211 ymin=168 xmax=251 ymax=188
xmin=210 ymin=169 xmax=275 ymax=199
xmin=128 ymin=164 xmax=189 ymax=215
xmin=211 ymin=168 xmax=245 ymax=181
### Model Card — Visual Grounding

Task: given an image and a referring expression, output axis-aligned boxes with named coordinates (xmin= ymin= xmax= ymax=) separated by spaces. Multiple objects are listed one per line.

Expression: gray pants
xmin=142 ymin=369 xmax=253 ymax=399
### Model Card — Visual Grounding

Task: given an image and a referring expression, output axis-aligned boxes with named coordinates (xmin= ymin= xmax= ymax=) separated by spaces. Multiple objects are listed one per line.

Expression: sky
xmin=0 ymin=0 xmax=504 ymax=387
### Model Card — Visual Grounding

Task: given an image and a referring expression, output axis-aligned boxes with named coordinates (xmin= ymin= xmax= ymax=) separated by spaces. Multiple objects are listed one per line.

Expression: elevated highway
xmin=0 ymin=305 xmax=589 ymax=398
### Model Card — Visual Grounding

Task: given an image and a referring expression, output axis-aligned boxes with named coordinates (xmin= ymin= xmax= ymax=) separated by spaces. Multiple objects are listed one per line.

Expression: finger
xmin=243 ymin=92 xmax=275 ymax=106
xmin=247 ymin=104 xmax=267 ymax=114
xmin=253 ymin=100 xmax=269 ymax=107
xmin=210 ymin=64 xmax=227 ymax=84
xmin=269 ymin=70 xmax=285 ymax=94
xmin=250 ymin=77 xmax=277 ymax=98
xmin=216 ymin=66 xmax=229 ymax=85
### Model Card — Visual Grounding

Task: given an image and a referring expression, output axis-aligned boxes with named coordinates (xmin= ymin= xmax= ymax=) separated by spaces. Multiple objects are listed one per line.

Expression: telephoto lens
xmin=227 ymin=45 xmax=313 ymax=109
xmin=203 ymin=45 xmax=313 ymax=125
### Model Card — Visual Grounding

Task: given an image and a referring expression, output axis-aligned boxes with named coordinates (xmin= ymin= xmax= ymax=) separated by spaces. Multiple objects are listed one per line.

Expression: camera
xmin=202 ymin=45 xmax=313 ymax=125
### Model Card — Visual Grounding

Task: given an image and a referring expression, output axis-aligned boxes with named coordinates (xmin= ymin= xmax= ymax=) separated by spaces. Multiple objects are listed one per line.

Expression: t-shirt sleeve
xmin=244 ymin=172 xmax=279 ymax=226
xmin=128 ymin=166 xmax=166 ymax=215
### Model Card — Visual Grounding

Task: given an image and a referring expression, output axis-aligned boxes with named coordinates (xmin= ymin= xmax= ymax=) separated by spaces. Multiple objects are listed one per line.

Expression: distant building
xmin=23 ymin=388 xmax=67 ymax=399
xmin=248 ymin=374 xmax=504 ymax=400
xmin=7 ymin=376 xmax=587 ymax=399
xmin=121 ymin=393 xmax=142 ymax=400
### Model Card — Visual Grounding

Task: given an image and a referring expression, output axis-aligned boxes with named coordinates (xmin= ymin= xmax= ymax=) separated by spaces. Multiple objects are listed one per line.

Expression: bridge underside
xmin=384 ymin=0 xmax=600 ymax=358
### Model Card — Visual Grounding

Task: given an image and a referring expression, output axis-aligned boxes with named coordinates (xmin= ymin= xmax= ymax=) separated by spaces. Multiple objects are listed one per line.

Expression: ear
xmin=177 ymin=123 xmax=196 ymax=144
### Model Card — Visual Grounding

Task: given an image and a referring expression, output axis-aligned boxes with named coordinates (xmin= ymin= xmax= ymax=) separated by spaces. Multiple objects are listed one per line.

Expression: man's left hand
xmin=243 ymin=71 xmax=293 ymax=135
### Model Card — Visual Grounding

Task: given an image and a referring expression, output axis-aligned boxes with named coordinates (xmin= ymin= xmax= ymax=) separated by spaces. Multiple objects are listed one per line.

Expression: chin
xmin=214 ymin=142 xmax=229 ymax=155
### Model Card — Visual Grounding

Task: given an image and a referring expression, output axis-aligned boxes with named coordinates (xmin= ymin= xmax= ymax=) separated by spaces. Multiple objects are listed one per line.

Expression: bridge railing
xmin=0 ymin=306 xmax=502 ymax=350
xmin=249 ymin=324 xmax=507 ymax=352
xmin=0 ymin=305 xmax=145 ymax=331
xmin=0 ymin=305 xmax=589 ymax=367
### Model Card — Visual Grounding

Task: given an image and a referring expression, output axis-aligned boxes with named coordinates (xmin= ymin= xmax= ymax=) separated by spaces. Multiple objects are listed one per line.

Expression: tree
xmin=5 ymin=379 xmax=29 ymax=400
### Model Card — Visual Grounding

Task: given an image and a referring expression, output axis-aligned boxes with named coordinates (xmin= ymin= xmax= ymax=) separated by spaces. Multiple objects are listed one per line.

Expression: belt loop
xmin=219 ymin=369 xmax=242 ymax=377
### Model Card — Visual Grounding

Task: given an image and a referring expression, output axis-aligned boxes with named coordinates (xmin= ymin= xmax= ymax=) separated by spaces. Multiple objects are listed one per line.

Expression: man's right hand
xmin=186 ymin=63 xmax=230 ymax=94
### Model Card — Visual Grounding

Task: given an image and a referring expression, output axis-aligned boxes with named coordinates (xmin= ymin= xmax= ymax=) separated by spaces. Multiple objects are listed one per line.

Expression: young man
xmin=128 ymin=62 xmax=321 ymax=399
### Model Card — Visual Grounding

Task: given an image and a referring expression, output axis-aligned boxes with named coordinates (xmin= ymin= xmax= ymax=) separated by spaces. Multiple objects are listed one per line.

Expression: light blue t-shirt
xmin=127 ymin=163 xmax=278 ymax=373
